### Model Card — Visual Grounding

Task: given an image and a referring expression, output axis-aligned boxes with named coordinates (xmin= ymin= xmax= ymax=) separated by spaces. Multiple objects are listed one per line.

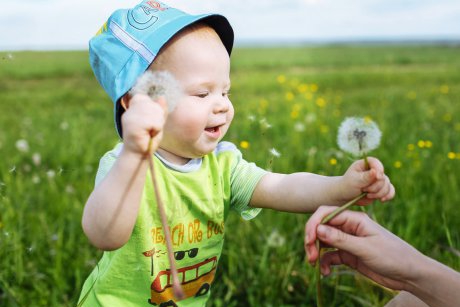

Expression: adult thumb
xmin=317 ymin=224 xmax=364 ymax=256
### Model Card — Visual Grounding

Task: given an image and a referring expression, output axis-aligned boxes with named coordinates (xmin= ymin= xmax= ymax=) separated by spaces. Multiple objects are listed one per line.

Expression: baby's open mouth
xmin=205 ymin=126 xmax=219 ymax=133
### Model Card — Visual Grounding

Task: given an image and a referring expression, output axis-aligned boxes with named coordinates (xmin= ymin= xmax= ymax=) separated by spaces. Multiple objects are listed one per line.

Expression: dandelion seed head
xmin=337 ymin=117 xmax=381 ymax=157
xmin=129 ymin=70 xmax=182 ymax=112
xmin=16 ymin=139 xmax=29 ymax=153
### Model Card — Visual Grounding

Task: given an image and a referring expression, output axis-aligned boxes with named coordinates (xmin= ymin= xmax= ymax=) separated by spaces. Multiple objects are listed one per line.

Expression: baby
xmin=78 ymin=1 xmax=395 ymax=306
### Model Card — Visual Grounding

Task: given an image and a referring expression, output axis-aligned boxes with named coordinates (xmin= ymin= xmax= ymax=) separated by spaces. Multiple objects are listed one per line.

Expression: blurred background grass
xmin=0 ymin=45 xmax=459 ymax=306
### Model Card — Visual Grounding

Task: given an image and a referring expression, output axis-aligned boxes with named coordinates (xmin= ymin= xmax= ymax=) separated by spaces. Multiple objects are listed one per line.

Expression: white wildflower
xmin=305 ymin=113 xmax=317 ymax=124
xmin=248 ymin=115 xmax=256 ymax=122
xmin=65 ymin=185 xmax=75 ymax=194
xmin=337 ymin=117 xmax=381 ymax=157
xmin=269 ymin=148 xmax=281 ymax=158
xmin=32 ymin=153 xmax=41 ymax=166
xmin=267 ymin=229 xmax=286 ymax=248
xmin=32 ymin=175 xmax=40 ymax=184
xmin=294 ymin=122 xmax=305 ymax=132
xmin=60 ymin=121 xmax=69 ymax=130
xmin=46 ymin=170 xmax=56 ymax=179
xmin=16 ymin=139 xmax=29 ymax=153
xmin=129 ymin=70 xmax=182 ymax=112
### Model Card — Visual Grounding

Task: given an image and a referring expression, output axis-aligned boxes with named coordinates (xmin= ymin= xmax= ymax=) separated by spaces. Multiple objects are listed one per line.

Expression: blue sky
xmin=1 ymin=0 xmax=459 ymax=50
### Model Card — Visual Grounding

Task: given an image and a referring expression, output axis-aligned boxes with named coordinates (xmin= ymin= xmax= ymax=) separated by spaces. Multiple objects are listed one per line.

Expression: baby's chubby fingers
xmin=121 ymin=94 xmax=168 ymax=154
xmin=365 ymin=174 xmax=395 ymax=202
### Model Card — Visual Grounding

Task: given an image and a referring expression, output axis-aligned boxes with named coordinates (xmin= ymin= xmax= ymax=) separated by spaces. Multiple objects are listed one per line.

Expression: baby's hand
xmin=121 ymin=94 xmax=167 ymax=156
xmin=342 ymin=157 xmax=395 ymax=205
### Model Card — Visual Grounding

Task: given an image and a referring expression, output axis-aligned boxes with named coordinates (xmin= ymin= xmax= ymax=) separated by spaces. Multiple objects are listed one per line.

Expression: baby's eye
xmin=222 ymin=91 xmax=231 ymax=97
xmin=195 ymin=92 xmax=209 ymax=98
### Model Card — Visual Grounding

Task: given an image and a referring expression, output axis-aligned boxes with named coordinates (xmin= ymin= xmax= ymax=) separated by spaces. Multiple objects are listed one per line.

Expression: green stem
xmin=315 ymin=240 xmax=324 ymax=307
xmin=314 ymin=192 xmax=367 ymax=307
xmin=321 ymin=193 xmax=367 ymax=224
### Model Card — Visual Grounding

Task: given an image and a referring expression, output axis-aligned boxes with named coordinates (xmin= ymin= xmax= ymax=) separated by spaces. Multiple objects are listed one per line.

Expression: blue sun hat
xmin=89 ymin=0 xmax=234 ymax=137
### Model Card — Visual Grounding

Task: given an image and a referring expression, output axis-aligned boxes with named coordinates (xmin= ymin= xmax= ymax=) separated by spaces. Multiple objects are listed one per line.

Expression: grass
xmin=0 ymin=45 xmax=459 ymax=306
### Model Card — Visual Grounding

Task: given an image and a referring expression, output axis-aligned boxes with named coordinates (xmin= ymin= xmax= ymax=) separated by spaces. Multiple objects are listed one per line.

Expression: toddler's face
xmin=155 ymin=27 xmax=234 ymax=164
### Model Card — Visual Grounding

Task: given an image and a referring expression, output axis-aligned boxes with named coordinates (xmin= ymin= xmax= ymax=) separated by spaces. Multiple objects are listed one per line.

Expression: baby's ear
xmin=120 ymin=94 xmax=131 ymax=110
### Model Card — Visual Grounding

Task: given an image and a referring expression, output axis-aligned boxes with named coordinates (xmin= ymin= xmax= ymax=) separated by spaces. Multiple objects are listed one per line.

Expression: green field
xmin=1 ymin=45 xmax=459 ymax=306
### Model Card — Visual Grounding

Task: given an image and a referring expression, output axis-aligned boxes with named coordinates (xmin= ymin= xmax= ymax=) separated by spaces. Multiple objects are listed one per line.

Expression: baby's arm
xmin=250 ymin=157 xmax=394 ymax=212
xmin=82 ymin=95 xmax=166 ymax=250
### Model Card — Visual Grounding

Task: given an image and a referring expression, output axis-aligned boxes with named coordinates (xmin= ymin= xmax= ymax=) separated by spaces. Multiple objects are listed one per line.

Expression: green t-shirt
xmin=78 ymin=141 xmax=267 ymax=307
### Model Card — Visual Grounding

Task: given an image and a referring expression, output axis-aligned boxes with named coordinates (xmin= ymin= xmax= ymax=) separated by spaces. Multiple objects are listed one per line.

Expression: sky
xmin=1 ymin=0 xmax=459 ymax=51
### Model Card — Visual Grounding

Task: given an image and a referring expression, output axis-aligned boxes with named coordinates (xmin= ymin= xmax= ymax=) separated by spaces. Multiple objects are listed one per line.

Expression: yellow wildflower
xmin=310 ymin=84 xmax=318 ymax=92
xmin=443 ymin=113 xmax=452 ymax=122
xmin=277 ymin=75 xmax=286 ymax=84
xmin=297 ymin=84 xmax=309 ymax=93
xmin=240 ymin=141 xmax=250 ymax=149
xmin=315 ymin=97 xmax=326 ymax=108
xmin=417 ymin=140 xmax=426 ymax=148
xmin=447 ymin=152 xmax=456 ymax=160
xmin=394 ymin=161 xmax=402 ymax=169
xmin=425 ymin=141 xmax=433 ymax=148
xmin=329 ymin=158 xmax=337 ymax=166
xmin=285 ymin=92 xmax=294 ymax=101
xmin=407 ymin=144 xmax=415 ymax=151
xmin=440 ymin=85 xmax=449 ymax=94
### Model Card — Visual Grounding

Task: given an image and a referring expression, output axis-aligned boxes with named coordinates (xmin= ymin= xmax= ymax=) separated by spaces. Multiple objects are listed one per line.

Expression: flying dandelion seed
xmin=269 ymin=148 xmax=281 ymax=158
xmin=129 ymin=70 xmax=182 ymax=112
xmin=337 ymin=117 xmax=381 ymax=157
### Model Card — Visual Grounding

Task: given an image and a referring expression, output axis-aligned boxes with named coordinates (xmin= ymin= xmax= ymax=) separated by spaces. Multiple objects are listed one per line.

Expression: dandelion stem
xmin=146 ymin=136 xmax=185 ymax=300
xmin=321 ymin=192 xmax=367 ymax=224
xmin=314 ymin=192 xmax=367 ymax=307
xmin=315 ymin=239 xmax=324 ymax=307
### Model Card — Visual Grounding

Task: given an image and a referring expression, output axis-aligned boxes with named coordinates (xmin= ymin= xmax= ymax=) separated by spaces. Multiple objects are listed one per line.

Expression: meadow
xmin=0 ymin=44 xmax=459 ymax=306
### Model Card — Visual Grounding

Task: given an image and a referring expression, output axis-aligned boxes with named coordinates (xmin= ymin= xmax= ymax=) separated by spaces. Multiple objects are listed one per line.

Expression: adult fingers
xmin=316 ymin=223 xmax=369 ymax=257
xmin=305 ymin=206 xmax=340 ymax=263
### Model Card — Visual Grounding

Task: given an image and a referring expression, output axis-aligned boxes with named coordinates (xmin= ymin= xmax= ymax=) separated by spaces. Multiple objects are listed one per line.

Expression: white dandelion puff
xmin=267 ymin=229 xmax=286 ymax=248
xmin=269 ymin=148 xmax=281 ymax=158
xmin=129 ymin=70 xmax=182 ymax=112
xmin=15 ymin=139 xmax=29 ymax=153
xmin=337 ymin=117 xmax=381 ymax=157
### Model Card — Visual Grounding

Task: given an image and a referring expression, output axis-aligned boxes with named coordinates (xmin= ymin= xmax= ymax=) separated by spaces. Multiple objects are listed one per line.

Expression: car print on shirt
xmin=147 ymin=256 xmax=217 ymax=306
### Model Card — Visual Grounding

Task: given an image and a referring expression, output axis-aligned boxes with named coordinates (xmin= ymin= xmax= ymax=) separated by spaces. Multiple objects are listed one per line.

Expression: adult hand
xmin=304 ymin=206 xmax=422 ymax=291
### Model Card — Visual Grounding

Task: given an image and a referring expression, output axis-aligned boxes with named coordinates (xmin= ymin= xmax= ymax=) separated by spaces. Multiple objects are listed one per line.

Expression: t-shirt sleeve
xmin=94 ymin=143 xmax=122 ymax=186
xmin=225 ymin=144 xmax=267 ymax=220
